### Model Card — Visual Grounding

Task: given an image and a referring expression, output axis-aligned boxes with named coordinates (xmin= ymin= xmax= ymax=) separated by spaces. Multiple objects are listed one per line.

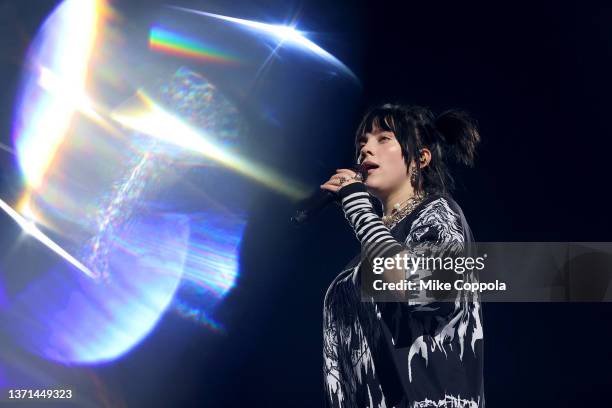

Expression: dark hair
xmin=354 ymin=103 xmax=480 ymax=194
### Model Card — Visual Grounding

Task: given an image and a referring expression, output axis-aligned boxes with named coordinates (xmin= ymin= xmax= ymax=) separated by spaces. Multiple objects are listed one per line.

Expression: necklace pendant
xmin=382 ymin=194 xmax=427 ymax=229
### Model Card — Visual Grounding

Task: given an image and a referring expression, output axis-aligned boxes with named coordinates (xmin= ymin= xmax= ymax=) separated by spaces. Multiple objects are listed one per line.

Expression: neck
xmin=380 ymin=182 xmax=417 ymax=216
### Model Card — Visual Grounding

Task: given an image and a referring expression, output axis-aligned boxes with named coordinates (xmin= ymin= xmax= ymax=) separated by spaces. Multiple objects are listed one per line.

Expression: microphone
xmin=291 ymin=164 xmax=367 ymax=225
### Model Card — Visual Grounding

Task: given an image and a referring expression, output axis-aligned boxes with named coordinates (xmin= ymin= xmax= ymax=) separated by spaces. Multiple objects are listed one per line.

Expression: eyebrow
xmin=360 ymin=130 xmax=394 ymax=140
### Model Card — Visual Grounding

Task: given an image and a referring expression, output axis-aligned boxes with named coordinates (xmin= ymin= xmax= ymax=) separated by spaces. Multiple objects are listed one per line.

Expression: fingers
xmin=320 ymin=169 xmax=362 ymax=193
xmin=335 ymin=168 xmax=358 ymax=177
xmin=320 ymin=182 xmax=340 ymax=193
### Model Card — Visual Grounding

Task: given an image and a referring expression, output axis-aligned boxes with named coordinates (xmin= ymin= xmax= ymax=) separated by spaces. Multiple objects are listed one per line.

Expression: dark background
xmin=1 ymin=0 xmax=611 ymax=406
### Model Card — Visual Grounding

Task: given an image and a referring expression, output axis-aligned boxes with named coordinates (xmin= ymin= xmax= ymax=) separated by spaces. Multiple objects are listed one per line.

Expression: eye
xmin=378 ymin=136 xmax=391 ymax=143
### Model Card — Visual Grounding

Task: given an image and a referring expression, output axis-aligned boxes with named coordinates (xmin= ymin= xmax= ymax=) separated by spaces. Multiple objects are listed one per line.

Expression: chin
xmin=364 ymin=180 xmax=384 ymax=195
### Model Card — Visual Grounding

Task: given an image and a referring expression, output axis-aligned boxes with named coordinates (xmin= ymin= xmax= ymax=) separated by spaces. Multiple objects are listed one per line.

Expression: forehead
xmin=357 ymin=128 xmax=395 ymax=142
xmin=366 ymin=128 xmax=394 ymax=136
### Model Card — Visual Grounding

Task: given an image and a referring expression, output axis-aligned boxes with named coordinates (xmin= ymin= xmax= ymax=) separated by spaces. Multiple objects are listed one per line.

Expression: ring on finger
xmin=335 ymin=176 xmax=348 ymax=186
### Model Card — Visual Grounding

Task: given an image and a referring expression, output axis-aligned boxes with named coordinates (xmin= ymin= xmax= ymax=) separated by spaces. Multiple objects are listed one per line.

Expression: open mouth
xmin=363 ymin=162 xmax=380 ymax=173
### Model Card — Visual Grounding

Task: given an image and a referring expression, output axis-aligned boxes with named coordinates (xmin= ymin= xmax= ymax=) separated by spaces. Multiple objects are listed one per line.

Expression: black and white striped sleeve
xmin=337 ymin=182 xmax=404 ymax=262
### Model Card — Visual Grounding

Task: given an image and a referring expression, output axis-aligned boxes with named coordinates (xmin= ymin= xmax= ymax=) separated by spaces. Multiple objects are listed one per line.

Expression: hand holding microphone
xmin=319 ymin=168 xmax=364 ymax=193
xmin=291 ymin=165 xmax=367 ymax=225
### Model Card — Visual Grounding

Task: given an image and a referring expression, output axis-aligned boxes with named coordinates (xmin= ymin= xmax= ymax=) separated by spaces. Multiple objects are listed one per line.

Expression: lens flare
xmin=5 ymin=0 xmax=343 ymax=369
xmin=168 ymin=210 xmax=246 ymax=331
xmin=168 ymin=5 xmax=358 ymax=82
xmin=0 ymin=198 xmax=95 ymax=278
xmin=154 ymin=67 xmax=243 ymax=155
xmin=4 ymin=212 xmax=189 ymax=363
xmin=111 ymin=91 xmax=308 ymax=200
xmin=5 ymin=0 xmax=188 ymax=364
xmin=149 ymin=26 xmax=238 ymax=64
xmin=180 ymin=211 xmax=244 ymax=295
xmin=13 ymin=0 xmax=106 ymax=189
xmin=37 ymin=66 xmax=121 ymax=137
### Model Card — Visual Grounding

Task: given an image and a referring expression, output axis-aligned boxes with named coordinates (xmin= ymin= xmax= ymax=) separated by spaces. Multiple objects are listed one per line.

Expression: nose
xmin=358 ymin=142 xmax=374 ymax=164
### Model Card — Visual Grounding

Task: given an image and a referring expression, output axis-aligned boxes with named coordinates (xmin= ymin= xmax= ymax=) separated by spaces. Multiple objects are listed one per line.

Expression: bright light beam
xmin=38 ymin=66 xmax=122 ymax=137
xmin=111 ymin=91 xmax=309 ymax=200
xmin=168 ymin=6 xmax=358 ymax=81
xmin=0 ymin=198 xmax=97 ymax=279
xmin=14 ymin=0 xmax=103 ymax=190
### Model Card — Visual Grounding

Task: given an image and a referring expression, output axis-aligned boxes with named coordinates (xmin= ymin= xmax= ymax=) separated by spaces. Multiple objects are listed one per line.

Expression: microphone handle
xmin=291 ymin=164 xmax=367 ymax=225
xmin=291 ymin=190 xmax=337 ymax=225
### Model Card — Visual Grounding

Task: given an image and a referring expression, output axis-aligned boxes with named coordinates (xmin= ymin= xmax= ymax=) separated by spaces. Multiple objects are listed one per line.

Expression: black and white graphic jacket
xmin=323 ymin=182 xmax=485 ymax=408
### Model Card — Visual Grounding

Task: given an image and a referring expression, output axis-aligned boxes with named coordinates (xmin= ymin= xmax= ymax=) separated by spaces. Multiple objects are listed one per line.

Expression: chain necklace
xmin=382 ymin=194 xmax=427 ymax=230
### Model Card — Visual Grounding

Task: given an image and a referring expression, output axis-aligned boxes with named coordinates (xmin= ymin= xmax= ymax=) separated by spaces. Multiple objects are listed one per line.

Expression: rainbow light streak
xmin=111 ymin=91 xmax=309 ymax=200
xmin=181 ymin=213 xmax=244 ymax=296
xmin=149 ymin=26 xmax=238 ymax=64
xmin=168 ymin=6 xmax=358 ymax=81
xmin=173 ymin=299 xmax=225 ymax=332
xmin=0 ymin=198 xmax=95 ymax=278
xmin=13 ymin=0 xmax=105 ymax=189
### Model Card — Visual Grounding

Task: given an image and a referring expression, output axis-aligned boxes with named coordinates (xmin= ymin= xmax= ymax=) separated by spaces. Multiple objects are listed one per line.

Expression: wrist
xmin=337 ymin=181 xmax=368 ymax=199
xmin=338 ymin=182 xmax=374 ymax=230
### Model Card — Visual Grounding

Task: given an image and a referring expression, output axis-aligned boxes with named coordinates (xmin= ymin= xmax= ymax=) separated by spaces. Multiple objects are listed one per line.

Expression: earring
xmin=409 ymin=167 xmax=417 ymax=185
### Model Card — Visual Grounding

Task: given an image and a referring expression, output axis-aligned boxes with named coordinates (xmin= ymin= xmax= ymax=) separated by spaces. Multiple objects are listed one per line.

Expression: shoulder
xmin=405 ymin=194 xmax=468 ymax=245
xmin=413 ymin=195 xmax=464 ymax=228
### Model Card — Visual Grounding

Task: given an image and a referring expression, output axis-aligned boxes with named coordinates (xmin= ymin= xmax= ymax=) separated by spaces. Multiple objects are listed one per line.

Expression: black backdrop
xmin=1 ymin=0 xmax=611 ymax=406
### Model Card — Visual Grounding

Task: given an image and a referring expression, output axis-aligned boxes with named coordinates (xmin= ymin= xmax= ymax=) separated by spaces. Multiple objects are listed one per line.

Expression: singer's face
xmin=357 ymin=128 xmax=409 ymax=194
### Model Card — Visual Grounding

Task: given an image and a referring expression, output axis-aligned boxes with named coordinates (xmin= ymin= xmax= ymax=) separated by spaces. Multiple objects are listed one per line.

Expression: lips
xmin=362 ymin=161 xmax=380 ymax=173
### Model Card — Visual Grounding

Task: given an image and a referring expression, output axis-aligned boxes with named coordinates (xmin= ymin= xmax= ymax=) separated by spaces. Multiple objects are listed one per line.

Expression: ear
xmin=418 ymin=148 xmax=432 ymax=169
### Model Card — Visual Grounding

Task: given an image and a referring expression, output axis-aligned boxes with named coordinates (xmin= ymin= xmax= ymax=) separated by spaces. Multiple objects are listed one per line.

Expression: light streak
xmin=168 ymin=6 xmax=358 ymax=81
xmin=111 ymin=91 xmax=309 ymax=200
xmin=149 ymin=26 xmax=238 ymax=63
xmin=14 ymin=0 xmax=108 ymax=189
xmin=0 ymin=198 xmax=96 ymax=279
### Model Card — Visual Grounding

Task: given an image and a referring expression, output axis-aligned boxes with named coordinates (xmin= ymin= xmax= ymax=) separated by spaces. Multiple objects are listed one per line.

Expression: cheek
xmin=366 ymin=147 xmax=408 ymax=188
xmin=384 ymin=146 xmax=408 ymax=176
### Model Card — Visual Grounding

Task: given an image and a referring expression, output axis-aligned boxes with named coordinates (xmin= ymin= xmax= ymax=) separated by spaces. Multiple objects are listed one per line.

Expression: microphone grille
xmin=354 ymin=163 xmax=369 ymax=182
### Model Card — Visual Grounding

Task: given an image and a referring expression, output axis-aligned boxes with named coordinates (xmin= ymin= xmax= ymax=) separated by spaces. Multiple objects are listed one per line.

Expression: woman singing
xmin=321 ymin=104 xmax=484 ymax=407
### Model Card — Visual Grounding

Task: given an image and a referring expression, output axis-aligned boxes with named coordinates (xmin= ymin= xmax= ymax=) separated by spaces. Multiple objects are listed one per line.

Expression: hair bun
xmin=435 ymin=109 xmax=481 ymax=166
